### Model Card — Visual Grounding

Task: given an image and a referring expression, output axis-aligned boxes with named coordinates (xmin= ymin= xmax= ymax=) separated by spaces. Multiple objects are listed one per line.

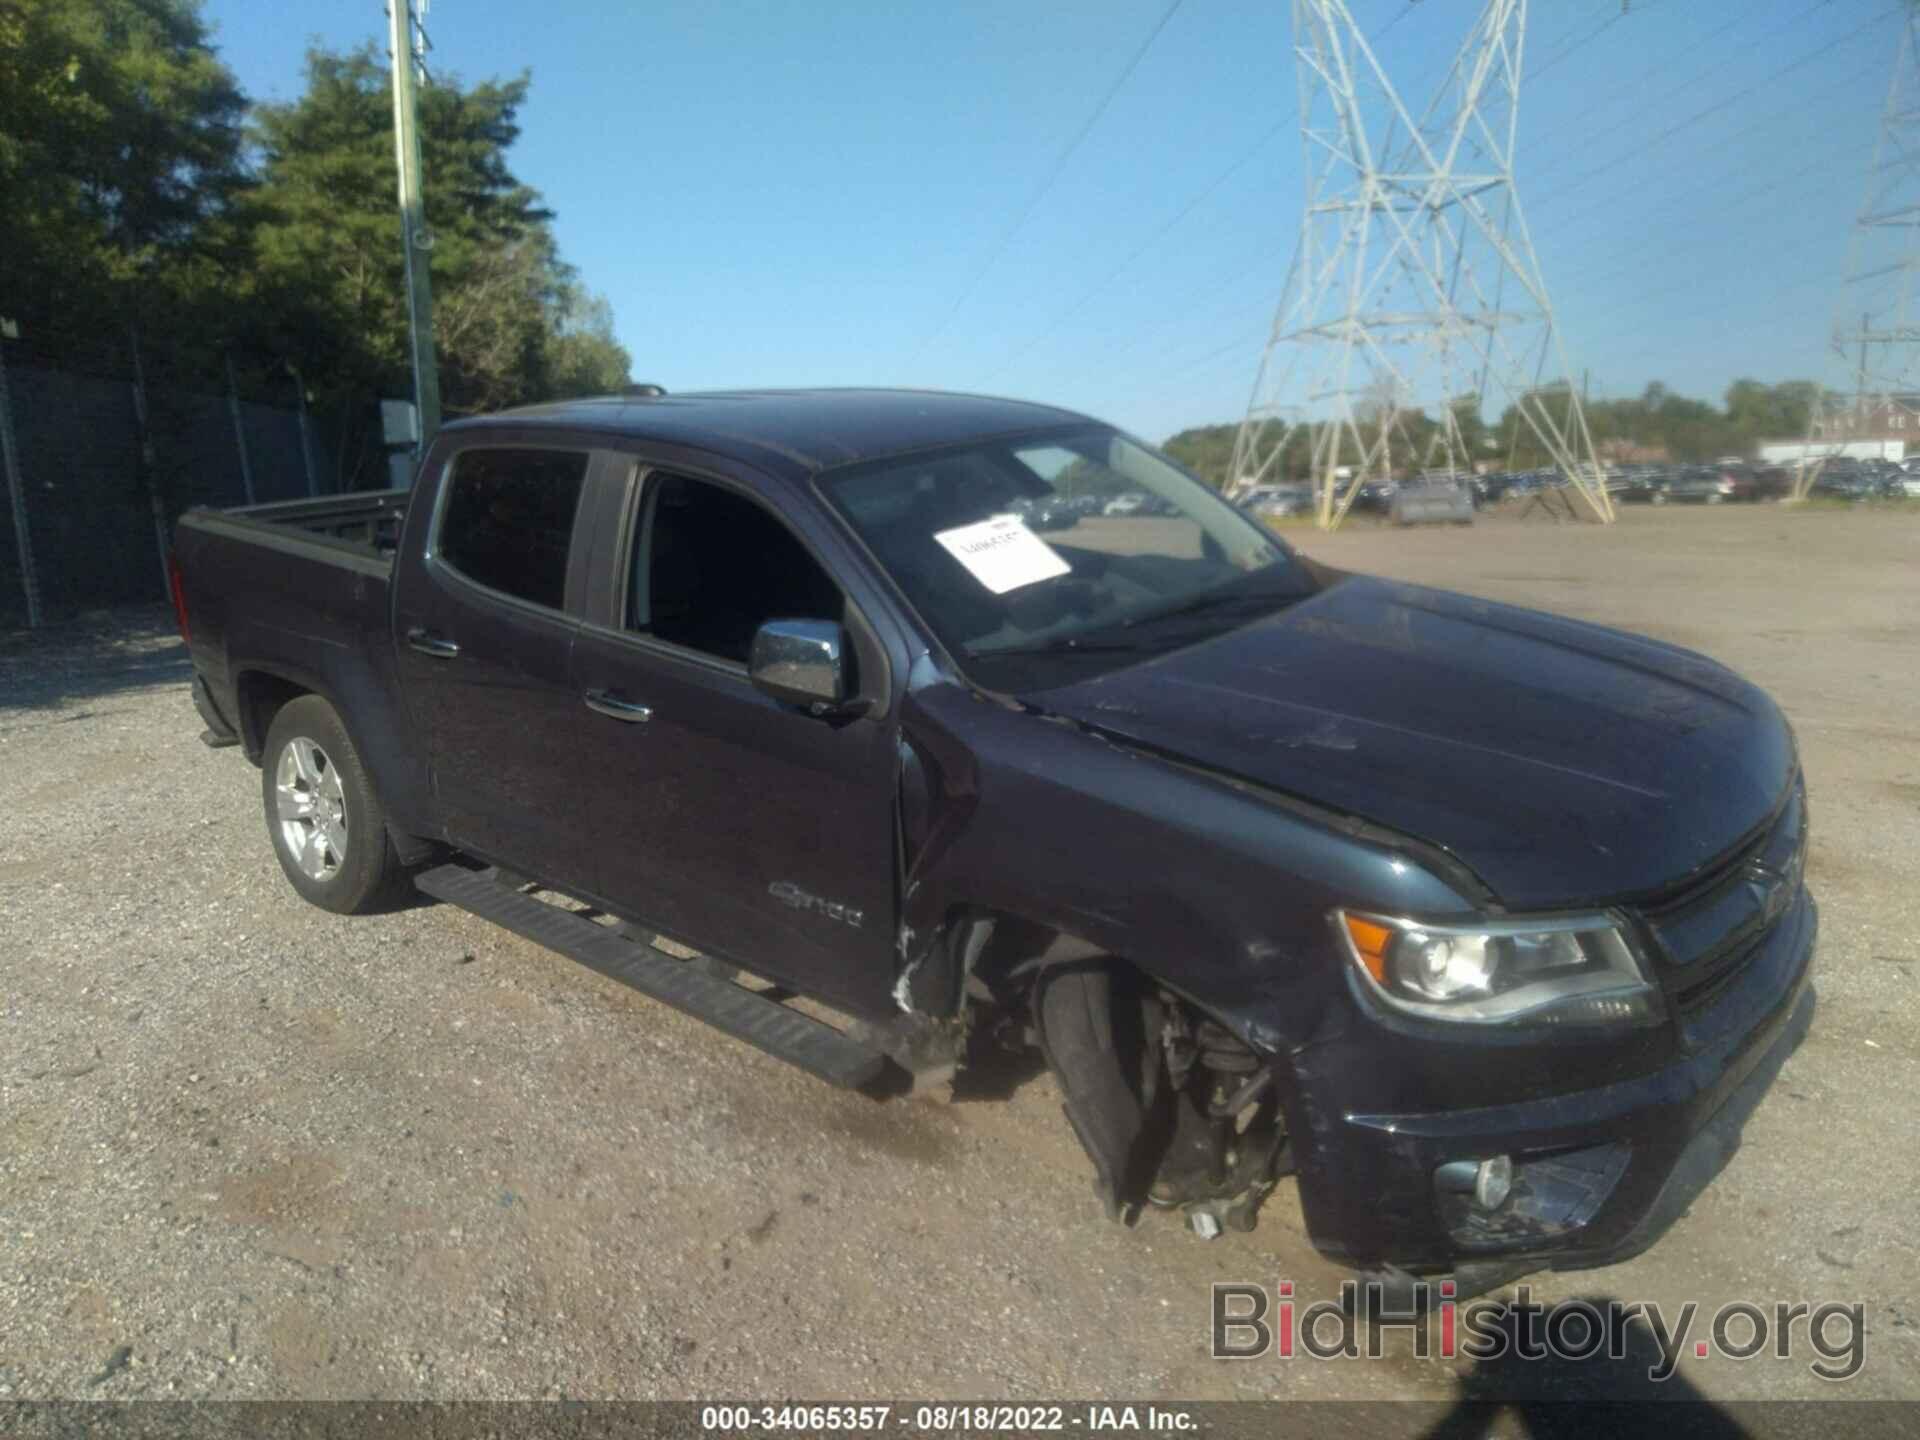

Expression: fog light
xmin=1437 ymin=1143 xmax=1631 ymax=1250
xmin=1474 ymin=1155 xmax=1513 ymax=1210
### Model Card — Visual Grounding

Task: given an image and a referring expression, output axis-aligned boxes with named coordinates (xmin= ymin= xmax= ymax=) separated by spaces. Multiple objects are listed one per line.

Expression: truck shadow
xmin=1418 ymin=1293 xmax=1751 ymax=1437
xmin=0 ymin=606 xmax=189 ymax=717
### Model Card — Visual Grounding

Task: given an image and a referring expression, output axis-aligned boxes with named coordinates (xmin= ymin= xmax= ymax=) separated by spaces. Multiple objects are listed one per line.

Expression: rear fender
xmin=231 ymin=652 xmax=432 ymax=842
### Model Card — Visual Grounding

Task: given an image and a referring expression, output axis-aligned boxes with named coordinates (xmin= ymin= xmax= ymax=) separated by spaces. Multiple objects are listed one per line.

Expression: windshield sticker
xmin=933 ymin=514 xmax=1073 ymax=595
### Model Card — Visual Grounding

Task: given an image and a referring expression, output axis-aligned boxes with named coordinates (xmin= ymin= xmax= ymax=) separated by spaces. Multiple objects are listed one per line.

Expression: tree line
xmin=1 ymin=0 xmax=631 ymax=487
xmin=1162 ymin=379 xmax=1825 ymax=489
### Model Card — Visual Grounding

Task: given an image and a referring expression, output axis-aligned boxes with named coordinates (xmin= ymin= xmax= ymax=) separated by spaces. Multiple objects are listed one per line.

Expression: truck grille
xmin=1637 ymin=775 xmax=1806 ymax=1016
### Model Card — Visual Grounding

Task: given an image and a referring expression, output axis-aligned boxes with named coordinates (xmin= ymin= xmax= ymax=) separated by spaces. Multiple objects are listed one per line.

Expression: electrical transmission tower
xmin=1803 ymin=5 xmax=1920 ymax=498
xmin=1229 ymin=0 xmax=1612 ymax=529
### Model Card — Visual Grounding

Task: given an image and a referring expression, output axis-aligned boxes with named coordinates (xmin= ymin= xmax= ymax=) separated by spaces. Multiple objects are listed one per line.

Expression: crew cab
xmin=173 ymin=388 xmax=1816 ymax=1298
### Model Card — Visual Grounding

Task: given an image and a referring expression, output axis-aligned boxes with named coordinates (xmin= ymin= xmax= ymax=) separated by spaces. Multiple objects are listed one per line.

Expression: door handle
xmin=406 ymin=628 xmax=460 ymax=659
xmin=584 ymin=689 xmax=652 ymax=723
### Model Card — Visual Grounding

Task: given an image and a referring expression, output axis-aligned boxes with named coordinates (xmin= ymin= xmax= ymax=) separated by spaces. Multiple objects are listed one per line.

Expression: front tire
xmin=261 ymin=695 xmax=406 ymax=914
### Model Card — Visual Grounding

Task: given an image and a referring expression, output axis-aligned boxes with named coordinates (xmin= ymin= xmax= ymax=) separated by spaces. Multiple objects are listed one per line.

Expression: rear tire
xmin=261 ymin=695 xmax=407 ymax=914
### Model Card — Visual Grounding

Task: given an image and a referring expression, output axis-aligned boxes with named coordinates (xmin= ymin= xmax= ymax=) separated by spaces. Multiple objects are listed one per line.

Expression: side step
xmin=415 ymin=864 xmax=888 ymax=1090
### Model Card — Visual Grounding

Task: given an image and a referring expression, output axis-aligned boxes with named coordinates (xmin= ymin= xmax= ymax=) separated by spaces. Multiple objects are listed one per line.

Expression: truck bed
xmin=174 ymin=489 xmax=413 ymax=761
xmin=179 ymin=489 xmax=410 ymax=573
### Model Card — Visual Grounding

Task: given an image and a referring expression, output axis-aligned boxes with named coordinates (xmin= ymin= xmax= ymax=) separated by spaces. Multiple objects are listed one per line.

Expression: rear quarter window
xmin=435 ymin=448 xmax=589 ymax=609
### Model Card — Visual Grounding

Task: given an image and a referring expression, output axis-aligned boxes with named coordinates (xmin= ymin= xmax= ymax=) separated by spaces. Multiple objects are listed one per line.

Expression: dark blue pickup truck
xmin=173 ymin=388 xmax=1815 ymax=1298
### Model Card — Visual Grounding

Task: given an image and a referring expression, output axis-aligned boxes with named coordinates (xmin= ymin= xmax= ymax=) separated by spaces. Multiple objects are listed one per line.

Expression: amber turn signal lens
xmin=1341 ymin=914 xmax=1394 ymax=983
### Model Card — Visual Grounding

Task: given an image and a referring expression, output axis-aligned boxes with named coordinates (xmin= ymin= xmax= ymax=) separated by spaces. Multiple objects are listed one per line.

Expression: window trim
xmin=422 ymin=441 xmax=601 ymax=622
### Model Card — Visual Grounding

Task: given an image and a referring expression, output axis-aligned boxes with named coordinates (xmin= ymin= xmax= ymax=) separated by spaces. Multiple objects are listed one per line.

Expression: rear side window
xmin=436 ymin=449 xmax=589 ymax=610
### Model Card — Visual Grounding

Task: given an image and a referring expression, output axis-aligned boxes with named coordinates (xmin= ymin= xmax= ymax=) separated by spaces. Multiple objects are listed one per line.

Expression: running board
xmin=414 ymin=864 xmax=888 ymax=1090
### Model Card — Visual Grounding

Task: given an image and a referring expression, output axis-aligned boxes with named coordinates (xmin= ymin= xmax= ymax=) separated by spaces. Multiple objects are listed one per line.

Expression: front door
xmin=567 ymin=468 xmax=900 ymax=1017
xmin=393 ymin=442 xmax=597 ymax=880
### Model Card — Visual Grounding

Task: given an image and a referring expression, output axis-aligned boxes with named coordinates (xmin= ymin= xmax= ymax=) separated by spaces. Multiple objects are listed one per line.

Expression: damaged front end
xmin=1032 ymin=963 xmax=1292 ymax=1239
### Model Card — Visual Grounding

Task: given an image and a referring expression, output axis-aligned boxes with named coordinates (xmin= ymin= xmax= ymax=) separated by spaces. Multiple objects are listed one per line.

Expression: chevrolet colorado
xmin=172 ymin=388 xmax=1815 ymax=1297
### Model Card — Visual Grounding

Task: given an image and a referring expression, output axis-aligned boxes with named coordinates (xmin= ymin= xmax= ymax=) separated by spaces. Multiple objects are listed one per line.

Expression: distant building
xmin=1764 ymin=394 xmax=1920 ymax=465
xmin=1808 ymin=394 xmax=1920 ymax=442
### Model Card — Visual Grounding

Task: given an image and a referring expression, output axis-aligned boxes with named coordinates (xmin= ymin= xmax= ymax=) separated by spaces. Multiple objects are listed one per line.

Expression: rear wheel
xmin=261 ymin=695 xmax=406 ymax=914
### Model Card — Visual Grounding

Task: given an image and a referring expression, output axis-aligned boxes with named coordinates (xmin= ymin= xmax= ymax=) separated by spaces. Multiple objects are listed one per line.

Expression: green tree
xmin=244 ymin=44 xmax=629 ymax=478
xmin=0 ymin=0 xmax=249 ymax=343
xmin=1724 ymin=378 xmax=1819 ymax=444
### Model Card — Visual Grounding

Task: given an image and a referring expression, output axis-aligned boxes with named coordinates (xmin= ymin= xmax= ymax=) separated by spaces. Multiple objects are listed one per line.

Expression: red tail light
xmin=168 ymin=551 xmax=191 ymax=645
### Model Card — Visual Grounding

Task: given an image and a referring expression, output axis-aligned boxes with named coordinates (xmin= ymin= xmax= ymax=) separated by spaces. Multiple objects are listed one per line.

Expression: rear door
xmin=393 ymin=438 xmax=607 ymax=880
xmin=566 ymin=458 xmax=902 ymax=1017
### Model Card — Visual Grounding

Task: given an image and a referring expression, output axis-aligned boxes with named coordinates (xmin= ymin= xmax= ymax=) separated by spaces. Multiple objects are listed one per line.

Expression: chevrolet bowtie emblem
xmin=1744 ymin=860 xmax=1790 ymax=924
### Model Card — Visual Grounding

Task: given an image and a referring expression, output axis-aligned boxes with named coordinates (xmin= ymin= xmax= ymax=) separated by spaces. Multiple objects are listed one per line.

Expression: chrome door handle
xmin=406 ymin=628 xmax=460 ymax=658
xmin=584 ymin=689 xmax=652 ymax=723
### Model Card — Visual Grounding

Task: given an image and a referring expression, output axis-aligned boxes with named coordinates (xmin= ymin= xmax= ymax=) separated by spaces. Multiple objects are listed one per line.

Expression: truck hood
xmin=1028 ymin=576 xmax=1795 ymax=909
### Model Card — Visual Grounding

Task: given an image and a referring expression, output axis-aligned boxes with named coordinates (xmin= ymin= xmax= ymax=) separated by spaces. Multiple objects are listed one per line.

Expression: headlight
xmin=1335 ymin=910 xmax=1663 ymax=1026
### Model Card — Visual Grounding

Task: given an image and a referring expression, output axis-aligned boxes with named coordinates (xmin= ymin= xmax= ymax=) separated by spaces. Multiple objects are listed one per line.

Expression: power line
xmin=1044 ymin=242 xmax=1279 ymax=379
xmin=1526 ymin=0 xmax=1830 ymax=156
xmin=1593 ymin=273 xmax=1835 ymax=369
xmin=903 ymin=0 xmax=1186 ymax=366
xmin=1528 ymin=4 xmax=1631 ymax=82
xmin=980 ymin=117 xmax=1289 ymax=384
xmin=1528 ymin=0 xmax=1843 ymax=162
xmin=1533 ymin=96 xmax=1869 ymax=263
xmin=1371 ymin=3 xmax=1419 ymax=44
xmin=1532 ymin=61 xmax=1872 ymax=243
xmin=1528 ymin=3 xmax=1901 ymax=210
xmin=1156 ymin=321 xmax=1270 ymax=391
xmin=1569 ymin=227 xmax=1852 ymax=347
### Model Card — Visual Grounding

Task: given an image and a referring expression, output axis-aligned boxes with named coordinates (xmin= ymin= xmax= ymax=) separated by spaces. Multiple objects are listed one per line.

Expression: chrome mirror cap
xmin=749 ymin=619 xmax=848 ymax=711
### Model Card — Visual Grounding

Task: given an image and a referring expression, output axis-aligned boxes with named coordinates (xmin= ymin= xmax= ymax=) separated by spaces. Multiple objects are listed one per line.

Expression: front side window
xmin=631 ymin=473 xmax=846 ymax=665
xmin=436 ymin=448 xmax=589 ymax=610
xmin=819 ymin=427 xmax=1314 ymax=690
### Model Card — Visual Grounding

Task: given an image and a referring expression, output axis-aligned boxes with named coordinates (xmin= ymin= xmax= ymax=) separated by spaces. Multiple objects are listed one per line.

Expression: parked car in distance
xmin=1006 ymin=493 xmax=1078 ymax=531
xmin=172 ymin=386 xmax=1816 ymax=1305
xmin=1611 ymin=467 xmax=1673 ymax=504
xmin=1666 ymin=466 xmax=1741 ymax=503
xmin=1810 ymin=468 xmax=1891 ymax=501
xmin=1349 ymin=478 xmax=1396 ymax=514
xmin=1102 ymin=491 xmax=1148 ymax=517
xmin=1390 ymin=477 xmax=1474 ymax=526
xmin=1241 ymin=482 xmax=1315 ymax=519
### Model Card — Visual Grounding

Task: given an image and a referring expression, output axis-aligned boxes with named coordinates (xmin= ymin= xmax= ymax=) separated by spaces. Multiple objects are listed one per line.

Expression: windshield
xmin=819 ymin=426 xmax=1316 ymax=689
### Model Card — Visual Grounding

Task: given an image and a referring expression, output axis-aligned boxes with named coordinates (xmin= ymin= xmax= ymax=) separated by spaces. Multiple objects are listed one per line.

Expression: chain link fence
xmin=0 ymin=328 xmax=389 ymax=627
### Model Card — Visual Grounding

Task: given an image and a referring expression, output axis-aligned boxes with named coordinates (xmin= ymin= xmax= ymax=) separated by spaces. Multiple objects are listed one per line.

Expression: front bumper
xmin=1289 ymin=887 xmax=1817 ymax=1292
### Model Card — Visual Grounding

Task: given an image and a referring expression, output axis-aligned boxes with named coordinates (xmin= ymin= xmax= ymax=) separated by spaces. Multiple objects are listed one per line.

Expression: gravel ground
xmin=0 ymin=502 xmax=1916 ymax=1404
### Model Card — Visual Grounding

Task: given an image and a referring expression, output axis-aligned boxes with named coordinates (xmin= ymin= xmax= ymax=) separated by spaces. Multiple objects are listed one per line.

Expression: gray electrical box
xmin=380 ymin=399 xmax=420 ymax=447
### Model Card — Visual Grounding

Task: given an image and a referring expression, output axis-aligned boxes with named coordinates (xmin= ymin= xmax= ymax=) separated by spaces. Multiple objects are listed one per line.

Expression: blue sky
xmin=201 ymin=0 xmax=1895 ymax=441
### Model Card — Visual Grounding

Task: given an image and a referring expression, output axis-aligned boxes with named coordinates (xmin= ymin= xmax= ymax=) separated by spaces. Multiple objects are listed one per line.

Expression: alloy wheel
xmin=274 ymin=736 xmax=348 ymax=881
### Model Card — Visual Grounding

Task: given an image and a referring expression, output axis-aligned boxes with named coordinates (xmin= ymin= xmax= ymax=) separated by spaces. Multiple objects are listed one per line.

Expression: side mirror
xmin=749 ymin=619 xmax=855 ymax=714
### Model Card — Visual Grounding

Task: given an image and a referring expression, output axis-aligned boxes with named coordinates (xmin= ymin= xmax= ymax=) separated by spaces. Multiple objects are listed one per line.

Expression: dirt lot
xmin=1 ymin=503 xmax=1916 ymax=1404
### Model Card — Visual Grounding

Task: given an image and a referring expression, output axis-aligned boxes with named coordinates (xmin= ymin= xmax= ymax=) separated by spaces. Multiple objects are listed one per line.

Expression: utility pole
xmin=1228 ymin=0 xmax=1613 ymax=529
xmin=126 ymin=326 xmax=172 ymax=600
xmin=387 ymin=0 xmax=440 ymax=453
xmin=224 ymin=350 xmax=257 ymax=506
